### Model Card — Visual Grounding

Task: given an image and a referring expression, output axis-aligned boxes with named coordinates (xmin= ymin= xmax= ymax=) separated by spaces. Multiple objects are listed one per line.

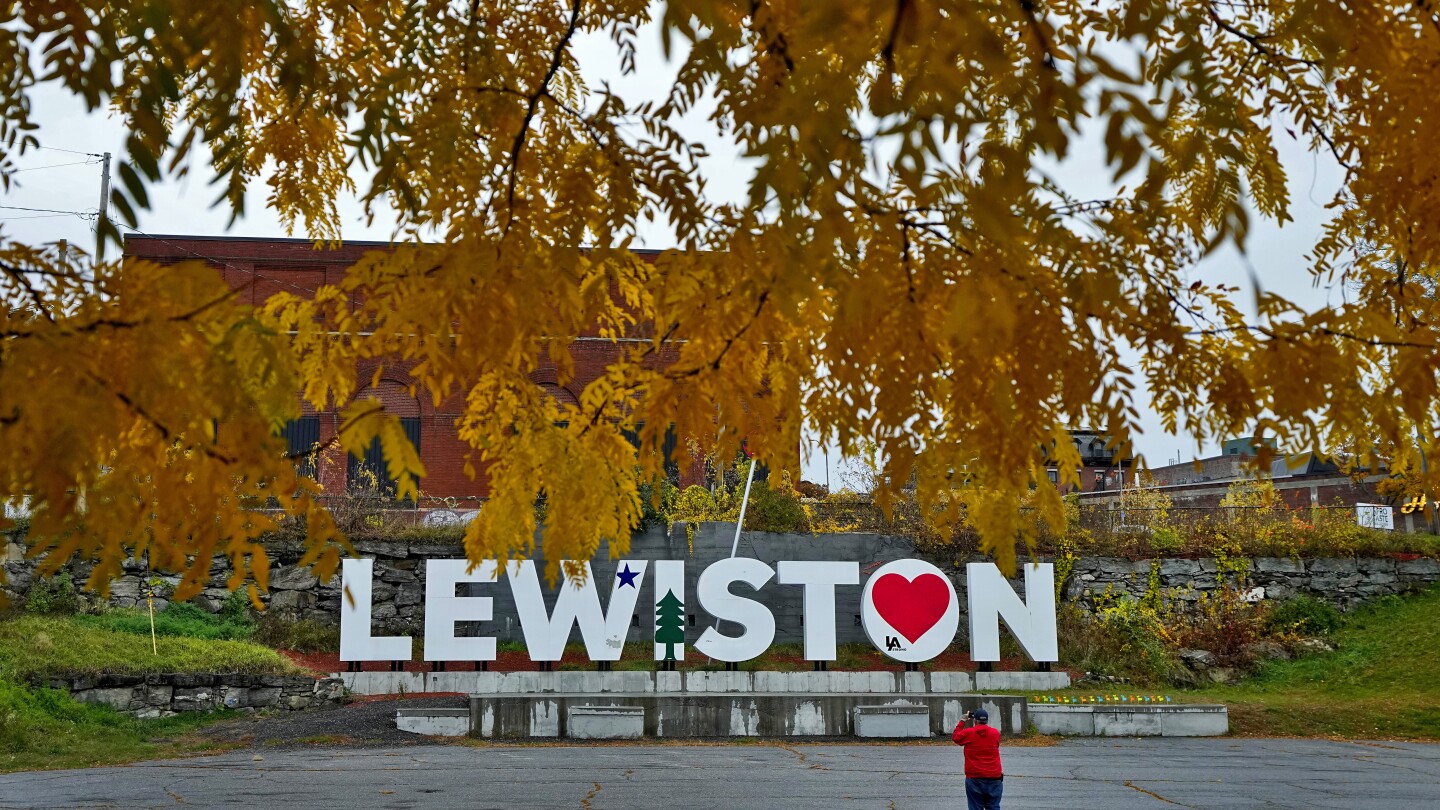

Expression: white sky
xmin=0 ymin=21 xmax=1348 ymax=489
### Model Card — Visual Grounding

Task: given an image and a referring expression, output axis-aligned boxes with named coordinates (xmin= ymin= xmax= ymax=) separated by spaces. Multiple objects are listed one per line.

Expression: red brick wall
xmin=122 ymin=235 xmax=714 ymax=501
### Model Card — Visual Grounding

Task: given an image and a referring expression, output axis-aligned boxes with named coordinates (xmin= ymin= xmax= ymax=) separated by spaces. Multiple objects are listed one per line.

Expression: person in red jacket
xmin=952 ymin=708 xmax=1003 ymax=810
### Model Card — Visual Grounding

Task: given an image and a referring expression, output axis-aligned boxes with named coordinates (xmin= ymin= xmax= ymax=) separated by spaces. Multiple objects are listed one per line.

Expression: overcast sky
xmin=0 ymin=23 xmax=1348 ymax=488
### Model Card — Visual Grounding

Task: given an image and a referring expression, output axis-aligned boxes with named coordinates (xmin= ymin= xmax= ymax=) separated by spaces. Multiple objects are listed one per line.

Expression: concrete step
xmin=1029 ymin=704 xmax=1229 ymax=737
xmin=396 ymin=707 xmax=469 ymax=737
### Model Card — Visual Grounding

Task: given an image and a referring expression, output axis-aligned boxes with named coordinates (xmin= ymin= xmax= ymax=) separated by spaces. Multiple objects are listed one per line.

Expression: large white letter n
xmin=966 ymin=562 xmax=1058 ymax=663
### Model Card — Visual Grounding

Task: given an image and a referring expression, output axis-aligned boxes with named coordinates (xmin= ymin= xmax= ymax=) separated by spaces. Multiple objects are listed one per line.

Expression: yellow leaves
xmin=0 ymin=245 xmax=349 ymax=599
xmin=7 ymin=0 xmax=1440 ymax=592
xmin=338 ymin=398 xmax=425 ymax=501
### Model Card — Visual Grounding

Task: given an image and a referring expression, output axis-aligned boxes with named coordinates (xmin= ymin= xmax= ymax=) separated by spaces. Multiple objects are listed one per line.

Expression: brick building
xmin=1044 ymin=428 xmax=1135 ymax=494
xmin=1145 ymin=436 xmax=1280 ymax=487
xmin=122 ymin=234 xmax=712 ymax=505
xmin=1081 ymin=438 xmax=1391 ymax=518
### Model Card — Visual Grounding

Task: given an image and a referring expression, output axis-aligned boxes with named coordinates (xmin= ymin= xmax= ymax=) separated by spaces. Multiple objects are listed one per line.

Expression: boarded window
xmin=348 ymin=382 xmax=422 ymax=499
xmin=279 ymin=417 xmax=321 ymax=478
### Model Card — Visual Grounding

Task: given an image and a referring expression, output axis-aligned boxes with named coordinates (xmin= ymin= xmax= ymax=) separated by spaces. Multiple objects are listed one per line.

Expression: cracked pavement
xmin=1 ymin=738 xmax=1437 ymax=808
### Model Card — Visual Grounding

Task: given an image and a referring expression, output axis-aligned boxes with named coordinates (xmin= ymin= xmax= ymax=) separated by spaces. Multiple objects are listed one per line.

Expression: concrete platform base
xmin=568 ymin=705 xmax=645 ymax=739
xmin=335 ymin=669 xmax=1070 ymax=696
xmin=1029 ymin=704 xmax=1229 ymax=737
xmin=854 ymin=704 xmax=931 ymax=738
xmin=468 ymin=693 xmax=1027 ymax=739
xmin=395 ymin=707 xmax=469 ymax=737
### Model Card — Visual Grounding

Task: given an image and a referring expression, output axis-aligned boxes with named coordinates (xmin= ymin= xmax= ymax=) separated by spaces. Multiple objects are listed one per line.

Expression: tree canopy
xmin=2 ymin=0 xmax=1439 ymax=593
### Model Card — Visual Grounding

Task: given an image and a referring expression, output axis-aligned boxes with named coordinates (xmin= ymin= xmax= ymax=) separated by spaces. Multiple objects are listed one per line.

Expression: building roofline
xmin=121 ymin=233 xmax=667 ymax=256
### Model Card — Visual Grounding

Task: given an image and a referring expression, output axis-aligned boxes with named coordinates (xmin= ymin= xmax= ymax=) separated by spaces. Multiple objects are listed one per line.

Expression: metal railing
xmin=1071 ymin=505 xmax=1360 ymax=537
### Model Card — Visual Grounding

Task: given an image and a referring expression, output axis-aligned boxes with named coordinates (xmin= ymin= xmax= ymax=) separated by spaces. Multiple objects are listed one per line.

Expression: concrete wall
xmin=1029 ymin=704 xmax=1229 ymax=737
xmin=7 ymin=524 xmax=1438 ymax=637
xmin=40 ymin=673 xmax=346 ymax=719
xmin=467 ymin=693 xmax=1029 ymax=739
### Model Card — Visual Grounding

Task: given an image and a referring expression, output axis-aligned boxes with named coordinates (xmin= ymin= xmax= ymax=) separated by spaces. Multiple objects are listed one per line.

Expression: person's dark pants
xmin=965 ymin=776 xmax=1003 ymax=810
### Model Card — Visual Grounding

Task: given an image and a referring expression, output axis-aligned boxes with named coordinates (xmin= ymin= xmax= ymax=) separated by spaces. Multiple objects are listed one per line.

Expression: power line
xmin=10 ymin=159 xmax=100 ymax=173
xmin=0 ymin=203 xmax=96 ymax=218
xmin=32 ymin=145 xmax=107 ymax=158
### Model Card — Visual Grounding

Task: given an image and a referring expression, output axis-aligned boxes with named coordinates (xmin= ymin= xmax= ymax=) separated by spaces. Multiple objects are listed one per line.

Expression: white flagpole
xmin=730 ymin=457 xmax=757 ymax=558
xmin=710 ymin=456 xmax=759 ymax=661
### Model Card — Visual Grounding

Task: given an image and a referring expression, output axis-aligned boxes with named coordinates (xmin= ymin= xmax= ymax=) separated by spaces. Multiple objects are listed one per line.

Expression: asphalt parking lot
xmin=1 ymin=737 xmax=1437 ymax=809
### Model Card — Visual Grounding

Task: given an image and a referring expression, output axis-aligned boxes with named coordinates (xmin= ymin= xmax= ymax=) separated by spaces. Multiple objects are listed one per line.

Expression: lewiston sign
xmin=339 ymin=558 xmax=1060 ymax=665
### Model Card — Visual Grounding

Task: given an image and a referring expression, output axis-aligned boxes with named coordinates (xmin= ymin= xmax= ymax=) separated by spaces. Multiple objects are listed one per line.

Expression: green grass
xmin=0 ymin=675 xmax=239 ymax=772
xmin=1177 ymin=585 xmax=1440 ymax=739
xmin=0 ymin=615 xmax=304 ymax=681
xmin=75 ymin=602 xmax=256 ymax=642
xmin=0 ymin=613 xmax=299 ymax=773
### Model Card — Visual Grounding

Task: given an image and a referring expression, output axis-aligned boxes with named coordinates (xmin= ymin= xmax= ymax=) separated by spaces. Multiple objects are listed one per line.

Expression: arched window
xmin=538 ymin=382 xmax=578 ymax=407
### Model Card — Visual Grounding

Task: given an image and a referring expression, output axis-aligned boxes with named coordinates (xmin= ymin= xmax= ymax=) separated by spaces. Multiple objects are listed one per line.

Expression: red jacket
xmin=952 ymin=722 xmax=1003 ymax=778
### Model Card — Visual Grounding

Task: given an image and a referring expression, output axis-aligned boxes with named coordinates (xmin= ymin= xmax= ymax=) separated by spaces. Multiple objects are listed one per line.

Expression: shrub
xmin=252 ymin=614 xmax=340 ymax=653
xmin=1267 ymin=594 xmax=1342 ymax=636
xmin=744 ymin=476 xmax=809 ymax=534
xmin=670 ymin=485 xmax=720 ymax=524
xmin=1148 ymin=527 xmax=1183 ymax=554
xmin=1172 ymin=588 xmax=1272 ymax=663
xmin=24 ymin=573 xmax=78 ymax=615
xmin=218 ymin=589 xmax=253 ymax=624
xmin=1056 ymin=597 xmax=1181 ymax=684
xmin=635 ymin=473 xmax=679 ymax=532
xmin=794 ymin=480 xmax=828 ymax=499
xmin=1090 ymin=593 xmax=1181 ymax=682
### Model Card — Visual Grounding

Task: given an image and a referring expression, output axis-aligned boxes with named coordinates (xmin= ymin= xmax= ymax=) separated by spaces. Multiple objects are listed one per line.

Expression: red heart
xmin=872 ymin=572 xmax=952 ymax=643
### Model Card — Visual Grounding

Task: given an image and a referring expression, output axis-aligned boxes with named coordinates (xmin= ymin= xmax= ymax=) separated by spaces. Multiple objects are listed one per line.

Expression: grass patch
xmin=0 ymin=675 xmax=239 ymax=772
xmin=1178 ymin=585 xmax=1440 ymax=739
xmin=75 ymin=602 xmax=256 ymax=642
xmin=0 ymin=615 xmax=303 ymax=681
xmin=0 ymin=613 xmax=305 ymax=772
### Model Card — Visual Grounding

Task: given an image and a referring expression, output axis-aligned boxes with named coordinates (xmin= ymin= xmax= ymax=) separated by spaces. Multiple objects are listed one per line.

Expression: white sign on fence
xmin=1355 ymin=503 xmax=1394 ymax=531
xmin=339 ymin=557 xmax=1061 ymax=666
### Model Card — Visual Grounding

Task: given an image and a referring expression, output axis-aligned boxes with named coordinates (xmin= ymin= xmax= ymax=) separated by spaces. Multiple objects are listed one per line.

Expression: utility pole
xmin=96 ymin=151 xmax=111 ymax=259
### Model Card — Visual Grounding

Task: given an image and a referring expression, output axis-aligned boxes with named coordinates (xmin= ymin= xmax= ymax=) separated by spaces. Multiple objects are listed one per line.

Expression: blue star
xmin=616 ymin=564 xmax=640 ymax=589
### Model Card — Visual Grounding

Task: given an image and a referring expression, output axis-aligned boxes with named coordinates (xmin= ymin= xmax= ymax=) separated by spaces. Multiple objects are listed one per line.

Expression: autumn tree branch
xmin=881 ymin=0 xmax=912 ymax=70
xmin=1191 ymin=323 xmax=1440 ymax=350
xmin=80 ymin=368 xmax=238 ymax=466
xmin=1206 ymin=4 xmax=1356 ymax=171
xmin=503 ymin=0 xmax=585 ymax=233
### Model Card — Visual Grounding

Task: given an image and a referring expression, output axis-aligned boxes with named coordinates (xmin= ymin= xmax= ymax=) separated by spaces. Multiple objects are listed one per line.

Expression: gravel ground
xmin=189 ymin=696 xmax=467 ymax=749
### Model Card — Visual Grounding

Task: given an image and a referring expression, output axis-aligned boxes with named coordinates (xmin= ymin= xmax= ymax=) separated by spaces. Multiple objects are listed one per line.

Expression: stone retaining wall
xmin=1065 ymin=555 xmax=1440 ymax=609
xmin=6 ymin=524 xmax=1439 ymax=642
xmin=41 ymin=673 xmax=346 ymax=718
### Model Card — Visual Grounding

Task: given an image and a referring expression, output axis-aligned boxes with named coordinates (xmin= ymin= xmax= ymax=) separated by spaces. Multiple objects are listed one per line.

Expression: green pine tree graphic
xmin=655 ymin=589 xmax=685 ymax=661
